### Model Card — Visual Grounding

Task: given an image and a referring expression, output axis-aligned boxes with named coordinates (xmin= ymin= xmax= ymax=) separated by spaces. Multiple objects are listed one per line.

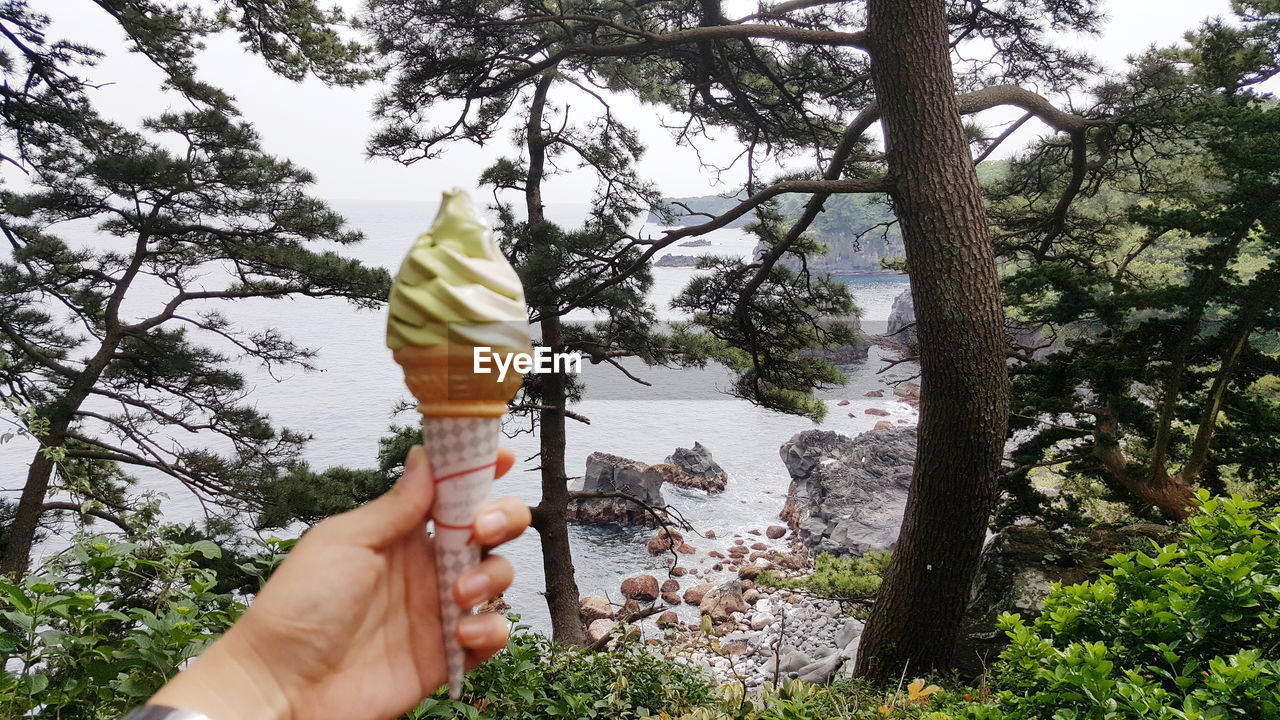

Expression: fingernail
xmin=457 ymin=571 xmax=490 ymax=604
xmin=458 ymin=614 xmax=505 ymax=646
xmin=474 ymin=510 xmax=505 ymax=539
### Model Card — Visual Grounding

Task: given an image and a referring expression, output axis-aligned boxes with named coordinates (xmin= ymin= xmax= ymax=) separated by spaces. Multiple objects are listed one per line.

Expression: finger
xmin=472 ymin=497 xmax=532 ymax=549
xmin=453 ymin=554 xmax=514 ymax=608
xmin=322 ymin=445 xmax=433 ymax=546
xmin=459 ymin=613 xmax=509 ymax=666
xmin=495 ymin=447 xmax=515 ymax=479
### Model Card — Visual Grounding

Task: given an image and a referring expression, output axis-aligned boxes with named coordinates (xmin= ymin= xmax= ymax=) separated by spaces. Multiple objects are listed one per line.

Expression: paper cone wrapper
xmin=422 ymin=415 xmax=501 ymax=700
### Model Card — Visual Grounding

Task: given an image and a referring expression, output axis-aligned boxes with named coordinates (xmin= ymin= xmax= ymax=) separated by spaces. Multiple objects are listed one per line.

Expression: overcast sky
xmin=41 ymin=1 xmax=1240 ymax=206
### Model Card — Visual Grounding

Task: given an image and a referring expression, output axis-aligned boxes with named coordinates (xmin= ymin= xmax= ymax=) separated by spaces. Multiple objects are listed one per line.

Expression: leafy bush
xmin=410 ymin=629 xmax=717 ymax=719
xmin=0 ymin=534 xmax=247 ymax=719
xmin=976 ymin=493 xmax=1280 ymax=719
xmin=642 ymin=678 xmax=973 ymax=720
xmin=757 ymin=552 xmax=890 ymax=608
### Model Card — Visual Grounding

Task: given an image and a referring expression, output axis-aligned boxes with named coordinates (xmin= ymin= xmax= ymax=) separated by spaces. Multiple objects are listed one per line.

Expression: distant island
xmin=655 ymin=254 xmax=701 ymax=267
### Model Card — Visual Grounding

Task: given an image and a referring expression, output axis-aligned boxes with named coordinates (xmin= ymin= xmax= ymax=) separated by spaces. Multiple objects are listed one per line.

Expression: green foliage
xmin=0 ymin=534 xmax=247 ymax=719
xmin=758 ymin=552 xmax=890 ymax=606
xmin=408 ymin=630 xmax=716 ymax=720
xmin=979 ymin=493 xmax=1280 ymax=719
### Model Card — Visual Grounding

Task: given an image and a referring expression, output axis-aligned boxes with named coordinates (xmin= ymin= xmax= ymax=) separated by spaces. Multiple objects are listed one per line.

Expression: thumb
xmin=323 ymin=445 xmax=433 ymax=547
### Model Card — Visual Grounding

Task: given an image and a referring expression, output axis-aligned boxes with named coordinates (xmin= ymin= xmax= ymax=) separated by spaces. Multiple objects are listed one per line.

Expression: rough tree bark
xmin=854 ymin=0 xmax=1010 ymax=681
xmin=520 ymin=74 xmax=587 ymax=645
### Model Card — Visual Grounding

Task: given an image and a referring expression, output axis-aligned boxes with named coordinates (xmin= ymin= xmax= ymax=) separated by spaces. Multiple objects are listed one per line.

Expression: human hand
xmin=150 ymin=445 xmax=529 ymax=720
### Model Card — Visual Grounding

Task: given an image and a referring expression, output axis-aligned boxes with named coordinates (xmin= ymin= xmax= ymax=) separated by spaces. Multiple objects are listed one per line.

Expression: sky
xmin=39 ymin=0 xmax=1241 ymax=206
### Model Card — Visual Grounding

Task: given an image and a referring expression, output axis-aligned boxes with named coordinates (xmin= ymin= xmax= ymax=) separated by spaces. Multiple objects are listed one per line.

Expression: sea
xmin=0 ymin=198 xmax=915 ymax=633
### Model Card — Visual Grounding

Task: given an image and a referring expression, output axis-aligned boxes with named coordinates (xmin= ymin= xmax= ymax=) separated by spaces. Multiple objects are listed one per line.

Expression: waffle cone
xmin=394 ymin=345 xmax=523 ymax=418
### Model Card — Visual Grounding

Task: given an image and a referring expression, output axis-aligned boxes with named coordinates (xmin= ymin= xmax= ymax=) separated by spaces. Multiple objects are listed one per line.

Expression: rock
xmin=796 ymin=652 xmax=846 ymax=684
xmin=886 ymin=288 xmax=916 ymax=343
xmin=864 ymin=407 xmax=890 ymax=416
xmin=700 ymin=580 xmax=749 ymax=623
xmin=874 ymin=420 xmax=894 ymax=430
xmin=766 ymin=525 xmax=787 ymax=539
xmin=647 ymin=528 xmax=684 ymax=554
xmin=684 ymin=583 xmax=713 ymax=605
xmin=708 ymin=550 xmax=725 ymax=559
xmin=621 ymin=598 xmax=641 ymax=616
xmin=669 ymin=566 xmax=687 ymax=577
xmin=655 ymin=254 xmax=700 ymax=267
xmin=663 ymin=442 xmax=729 ymax=493
xmin=738 ymin=564 xmax=762 ymax=580
xmin=678 ymin=238 xmax=711 ymax=247
xmin=836 ymin=619 xmax=863 ymax=649
xmin=892 ymin=383 xmax=921 ymax=405
xmin=661 ymin=579 xmax=680 ymax=593
xmin=779 ymin=427 xmax=917 ymax=556
xmin=750 ymin=612 xmax=775 ymax=631
xmin=676 ymin=543 xmax=696 ymax=554
xmin=865 ymin=389 xmax=884 ymax=397
xmin=569 ymin=453 xmax=667 ymax=526
xmin=779 ymin=650 xmax=812 ymax=674
xmin=657 ymin=611 xmax=679 ymax=627
xmin=587 ymin=619 xmax=617 ymax=644
xmin=751 ymin=542 xmax=768 ymax=551
xmin=748 ymin=529 xmax=762 ymax=536
xmin=953 ymin=523 xmax=1173 ymax=680
xmin=479 ymin=595 xmax=511 ymax=614
xmin=705 ymin=530 xmax=716 ymax=538
xmin=734 ymin=538 xmax=746 ymax=545
xmin=743 ymin=588 xmax=761 ymax=604
xmin=837 ymin=399 xmax=850 ymax=406
xmin=728 ymin=546 xmax=749 ymax=557
xmin=662 ymin=592 xmax=682 ymax=605
xmin=621 ymin=574 xmax=659 ymax=602
xmin=579 ymin=596 xmax=614 ymax=624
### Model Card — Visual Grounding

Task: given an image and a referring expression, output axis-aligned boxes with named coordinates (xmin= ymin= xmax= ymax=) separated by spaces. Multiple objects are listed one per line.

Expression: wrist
xmin=150 ymin=628 xmax=293 ymax=720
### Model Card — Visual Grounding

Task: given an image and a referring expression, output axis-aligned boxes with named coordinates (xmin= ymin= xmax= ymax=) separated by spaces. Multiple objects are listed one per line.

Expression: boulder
xmin=738 ymin=564 xmax=762 ymax=580
xmin=568 ymin=452 xmax=667 ymax=526
xmin=676 ymin=543 xmax=696 ymax=554
xmin=663 ymin=442 xmax=729 ymax=493
xmin=657 ymin=611 xmax=679 ymax=627
xmin=662 ymin=592 xmax=682 ymax=605
xmin=865 ymin=389 xmax=884 ymax=397
xmin=952 ymin=523 xmax=1174 ymax=679
xmin=796 ymin=652 xmax=848 ymax=684
xmin=661 ymin=579 xmax=680 ymax=593
xmin=778 ymin=650 xmax=812 ymax=675
xmin=779 ymin=428 xmax=917 ymax=556
xmin=700 ymin=580 xmax=749 ymax=623
xmin=886 ymin=288 xmax=916 ymax=343
xmin=750 ymin=612 xmax=775 ymax=631
xmin=647 ymin=528 xmax=683 ymax=554
xmin=579 ymin=596 xmax=614 ymax=624
xmin=751 ymin=542 xmax=768 ymax=551
xmin=864 ymin=407 xmax=890 ymax=416
xmin=587 ymin=619 xmax=617 ymax=644
xmin=743 ymin=588 xmax=761 ymax=604
xmin=620 ymin=598 xmax=641 ymax=616
xmin=620 ymin=574 xmax=659 ymax=602
xmin=669 ymin=566 xmax=687 ymax=577
xmin=874 ymin=420 xmax=894 ymax=430
xmin=683 ymin=583 xmax=713 ymax=605
xmin=766 ymin=525 xmax=787 ymax=539
xmin=836 ymin=399 xmax=850 ymax=406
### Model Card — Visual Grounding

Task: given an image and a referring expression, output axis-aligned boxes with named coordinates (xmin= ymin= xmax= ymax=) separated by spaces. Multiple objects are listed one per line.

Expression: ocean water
xmin=1 ymin=198 xmax=915 ymax=633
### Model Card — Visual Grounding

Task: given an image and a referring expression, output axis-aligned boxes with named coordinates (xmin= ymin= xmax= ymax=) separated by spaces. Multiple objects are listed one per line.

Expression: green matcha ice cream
xmin=387 ymin=188 xmax=530 ymax=352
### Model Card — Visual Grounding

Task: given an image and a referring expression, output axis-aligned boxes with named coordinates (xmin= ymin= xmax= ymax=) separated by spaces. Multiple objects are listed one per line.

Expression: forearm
xmin=148 ymin=628 xmax=293 ymax=720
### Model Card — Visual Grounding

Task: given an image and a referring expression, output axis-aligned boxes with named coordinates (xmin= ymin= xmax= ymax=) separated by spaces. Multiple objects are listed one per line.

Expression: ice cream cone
xmin=420 ymin=415 xmax=501 ymax=699
xmin=386 ymin=188 xmax=531 ymax=700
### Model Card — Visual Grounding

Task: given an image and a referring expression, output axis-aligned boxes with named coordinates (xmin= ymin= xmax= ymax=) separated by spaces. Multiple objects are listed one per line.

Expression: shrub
xmin=757 ymin=551 xmax=890 ymax=606
xmin=977 ymin=493 xmax=1280 ymax=719
xmin=0 ymin=534 xmax=246 ymax=719
xmin=410 ymin=629 xmax=717 ymax=719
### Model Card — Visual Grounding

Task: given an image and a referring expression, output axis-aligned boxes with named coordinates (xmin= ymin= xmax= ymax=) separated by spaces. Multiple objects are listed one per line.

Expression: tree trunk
xmin=2 ymin=447 xmax=59 ymax=575
xmin=530 ymin=323 xmax=586 ymax=645
xmin=523 ymin=74 xmax=586 ymax=645
xmin=854 ymin=0 xmax=1010 ymax=681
